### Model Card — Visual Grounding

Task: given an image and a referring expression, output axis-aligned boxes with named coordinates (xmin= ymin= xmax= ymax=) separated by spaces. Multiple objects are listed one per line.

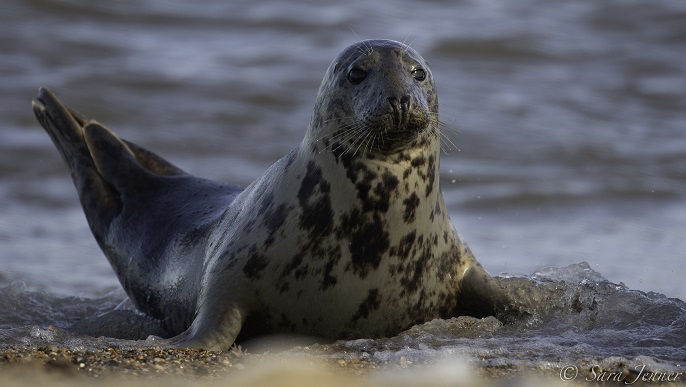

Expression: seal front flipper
xmin=457 ymin=264 xmax=525 ymax=322
xmin=171 ymin=302 xmax=246 ymax=351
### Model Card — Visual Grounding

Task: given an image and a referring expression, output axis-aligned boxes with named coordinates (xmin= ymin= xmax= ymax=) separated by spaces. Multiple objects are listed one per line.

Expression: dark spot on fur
xmin=396 ymin=152 xmax=411 ymax=163
xmin=243 ymin=218 xmax=255 ymax=234
xmin=425 ymin=154 xmax=436 ymax=197
xmin=259 ymin=193 xmax=274 ymax=214
xmin=355 ymin=169 xmax=398 ymax=213
xmin=389 ymin=232 xmax=434 ymax=296
xmin=298 ymin=161 xmax=328 ymax=200
xmin=434 ymin=199 xmax=443 ymax=220
xmin=330 ymin=139 xmax=346 ymax=164
xmin=294 ymin=264 xmax=309 ymax=280
xmin=243 ymin=246 xmax=268 ymax=280
xmin=403 ymin=192 xmax=420 ymax=223
xmin=351 ymin=288 xmax=380 ymax=322
xmin=436 ymin=244 xmax=460 ymax=282
xmin=394 ymin=231 xmax=416 ymax=258
xmin=213 ymin=249 xmax=239 ymax=274
xmin=372 ymin=172 xmax=399 ymax=213
xmin=282 ymin=254 xmax=303 ymax=278
xmin=298 ymin=161 xmax=334 ymax=238
xmin=355 ymin=178 xmax=373 ymax=204
xmin=411 ymin=155 xmax=426 ymax=167
xmin=320 ymin=257 xmax=338 ymax=291
xmin=264 ymin=203 xmax=289 ymax=235
xmin=283 ymin=149 xmax=297 ymax=170
xmin=339 ymin=209 xmax=390 ymax=276
xmin=344 ymin=159 xmax=371 ymax=186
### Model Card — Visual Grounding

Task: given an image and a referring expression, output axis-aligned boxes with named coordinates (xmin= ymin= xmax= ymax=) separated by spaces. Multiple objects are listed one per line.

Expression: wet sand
xmin=2 ymin=345 xmax=682 ymax=387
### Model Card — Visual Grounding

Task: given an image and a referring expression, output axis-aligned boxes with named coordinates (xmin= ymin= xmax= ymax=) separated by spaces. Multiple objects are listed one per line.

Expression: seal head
xmin=310 ymin=39 xmax=437 ymax=155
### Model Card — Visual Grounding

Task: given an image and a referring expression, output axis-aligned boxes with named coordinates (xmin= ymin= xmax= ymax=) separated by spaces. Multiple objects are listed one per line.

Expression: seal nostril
xmin=387 ymin=96 xmax=399 ymax=110
xmin=388 ymin=95 xmax=410 ymax=113
xmin=400 ymin=95 xmax=410 ymax=110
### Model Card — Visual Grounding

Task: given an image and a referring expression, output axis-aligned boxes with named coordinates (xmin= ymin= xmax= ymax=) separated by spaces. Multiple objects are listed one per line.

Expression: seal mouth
xmin=364 ymin=111 xmax=431 ymax=153
xmin=319 ymin=108 xmax=435 ymax=158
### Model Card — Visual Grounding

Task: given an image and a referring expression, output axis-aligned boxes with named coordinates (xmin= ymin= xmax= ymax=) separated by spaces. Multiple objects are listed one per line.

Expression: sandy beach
xmin=2 ymin=344 xmax=684 ymax=387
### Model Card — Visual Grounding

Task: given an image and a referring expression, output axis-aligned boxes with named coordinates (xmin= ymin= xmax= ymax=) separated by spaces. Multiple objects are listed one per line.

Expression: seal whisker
xmin=327 ymin=123 xmax=367 ymax=144
xmin=422 ymin=112 xmax=460 ymax=154
xmin=320 ymin=127 xmax=366 ymax=155
xmin=365 ymin=133 xmax=378 ymax=155
xmin=432 ymin=112 xmax=460 ymax=136
xmin=437 ymin=117 xmax=461 ymax=153
xmin=316 ymin=122 xmax=369 ymax=156
xmin=331 ymin=130 xmax=367 ymax=154
xmin=363 ymin=131 xmax=377 ymax=155
xmin=316 ymin=120 xmax=364 ymax=144
xmin=347 ymin=28 xmax=373 ymax=57
xmin=361 ymin=39 xmax=374 ymax=56
xmin=419 ymin=124 xmax=451 ymax=154
xmin=429 ymin=127 xmax=451 ymax=155
xmin=322 ymin=115 xmax=361 ymax=126
xmin=438 ymin=129 xmax=459 ymax=153
xmin=426 ymin=125 xmax=459 ymax=154
xmin=347 ymin=127 xmax=375 ymax=157
xmin=401 ymin=36 xmax=417 ymax=57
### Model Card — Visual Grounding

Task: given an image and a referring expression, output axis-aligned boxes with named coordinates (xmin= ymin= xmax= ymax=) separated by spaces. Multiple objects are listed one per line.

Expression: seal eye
xmin=348 ymin=68 xmax=367 ymax=85
xmin=412 ymin=68 xmax=426 ymax=82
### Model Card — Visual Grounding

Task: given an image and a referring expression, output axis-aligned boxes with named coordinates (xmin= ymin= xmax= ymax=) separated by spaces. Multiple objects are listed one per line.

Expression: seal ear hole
xmin=348 ymin=68 xmax=367 ymax=85
xmin=412 ymin=68 xmax=426 ymax=82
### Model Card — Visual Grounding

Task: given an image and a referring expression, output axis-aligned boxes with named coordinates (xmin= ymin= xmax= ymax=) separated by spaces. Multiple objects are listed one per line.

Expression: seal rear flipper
xmin=33 ymin=88 xmax=121 ymax=239
xmin=33 ymin=87 xmax=186 ymax=243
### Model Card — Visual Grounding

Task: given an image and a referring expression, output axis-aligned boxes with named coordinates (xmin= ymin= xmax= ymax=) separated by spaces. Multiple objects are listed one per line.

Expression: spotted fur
xmin=33 ymin=39 xmax=515 ymax=351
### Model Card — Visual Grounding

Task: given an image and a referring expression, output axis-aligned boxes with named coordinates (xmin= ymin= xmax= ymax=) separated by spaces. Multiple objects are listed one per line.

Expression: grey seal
xmin=33 ymin=39 xmax=515 ymax=350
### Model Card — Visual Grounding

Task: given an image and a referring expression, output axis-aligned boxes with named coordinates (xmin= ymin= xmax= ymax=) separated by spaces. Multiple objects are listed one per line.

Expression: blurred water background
xmin=1 ymin=0 xmax=685 ymax=374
